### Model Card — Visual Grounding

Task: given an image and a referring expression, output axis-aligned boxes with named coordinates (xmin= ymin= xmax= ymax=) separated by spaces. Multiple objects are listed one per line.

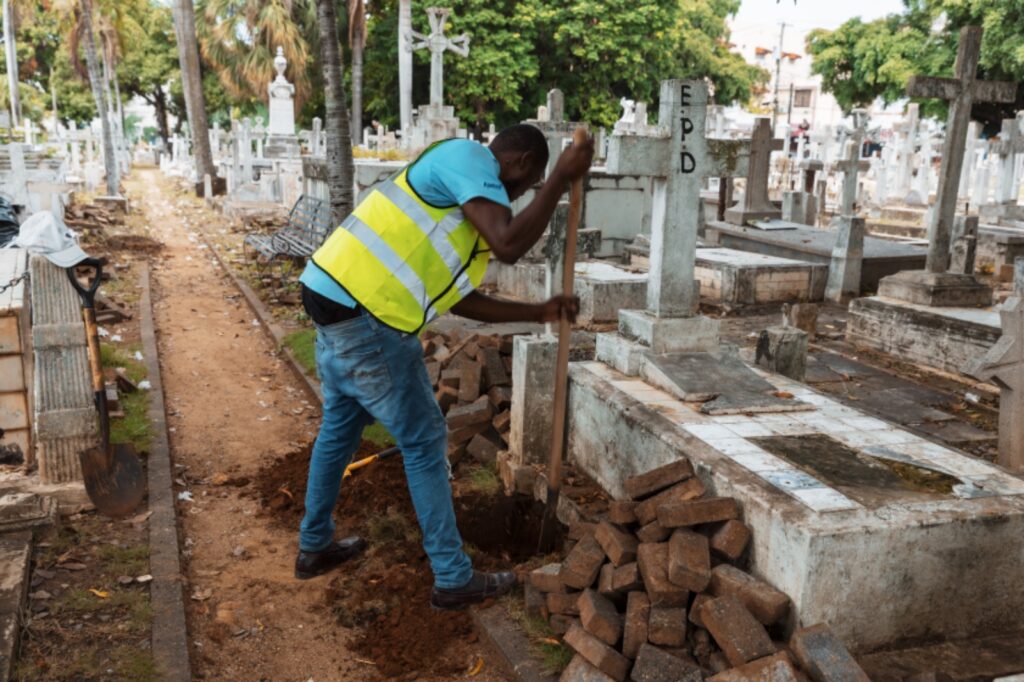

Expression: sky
xmin=731 ymin=0 xmax=909 ymax=33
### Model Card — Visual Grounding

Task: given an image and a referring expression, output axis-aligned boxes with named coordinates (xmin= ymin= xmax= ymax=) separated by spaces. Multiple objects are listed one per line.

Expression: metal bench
xmin=244 ymin=195 xmax=333 ymax=261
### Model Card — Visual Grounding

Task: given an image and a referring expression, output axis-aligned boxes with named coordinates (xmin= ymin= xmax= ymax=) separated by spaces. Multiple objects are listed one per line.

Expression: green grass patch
xmin=362 ymin=422 xmax=396 ymax=447
xmin=282 ymin=328 xmax=317 ymax=375
xmin=100 ymin=342 xmax=152 ymax=451
xmin=466 ymin=463 xmax=501 ymax=496
xmin=98 ymin=544 xmax=150 ymax=576
xmin=502 ymin=592 xmax=573 ymax=674
xmin=366 ymin=506 xmax=421 ymax=546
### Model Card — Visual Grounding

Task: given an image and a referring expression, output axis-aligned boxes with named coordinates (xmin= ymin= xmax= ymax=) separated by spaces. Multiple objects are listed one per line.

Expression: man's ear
xmin=517 ymin=151 xmax=535 ymax=171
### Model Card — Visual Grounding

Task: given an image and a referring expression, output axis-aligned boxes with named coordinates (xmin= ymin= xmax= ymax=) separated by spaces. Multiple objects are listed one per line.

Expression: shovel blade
xmin=80 ymin=444 xmax=146 ymax=518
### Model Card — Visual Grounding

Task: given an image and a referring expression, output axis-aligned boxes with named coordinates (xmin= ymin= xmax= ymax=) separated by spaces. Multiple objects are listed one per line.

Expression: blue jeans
xmin=298 ymin=312 xmax=473 ymax=589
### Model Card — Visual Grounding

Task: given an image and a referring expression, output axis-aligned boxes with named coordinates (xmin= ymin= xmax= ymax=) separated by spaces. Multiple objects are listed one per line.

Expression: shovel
xmin=538 ymin=126 xmax=590 ymax=554
xmin=67 ymin=258 xmax=146 ymax=518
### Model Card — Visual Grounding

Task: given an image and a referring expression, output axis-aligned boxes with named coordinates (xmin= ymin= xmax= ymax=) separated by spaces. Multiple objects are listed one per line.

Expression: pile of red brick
xmin=527 ymin=459 xmax=869 ymax=681
xmin=421 ymin=330 xmax=514 ymax=467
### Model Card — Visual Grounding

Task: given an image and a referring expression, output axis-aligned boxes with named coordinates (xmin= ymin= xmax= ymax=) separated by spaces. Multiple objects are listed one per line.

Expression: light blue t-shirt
xmin=300 ymin=139 xmax=511 ymax=307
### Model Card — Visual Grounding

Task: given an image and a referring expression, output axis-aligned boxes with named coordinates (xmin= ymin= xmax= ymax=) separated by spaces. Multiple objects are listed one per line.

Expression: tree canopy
xmin=807 ymin=0 xmax=1024 ymax=128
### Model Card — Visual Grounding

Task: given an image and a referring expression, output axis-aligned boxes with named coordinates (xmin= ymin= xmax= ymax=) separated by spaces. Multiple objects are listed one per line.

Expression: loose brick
xmin=598 ymin=563 xmax=617 ymax=597
xmin=636 ymin=543 xmax=688 ymax=607
xmin=525 ymin=581 xmax=546 ymax=619
xmin=636 ymin=521 xmax=671 ymax=544
xmin=622 ymin=591 xmax=650 ymax=659
xmin=529 ymin=563 xmax=566 ymax=594
xmin=449 ymin=421 xmax=489 ymax=446
xmin=488 ymin=385 xmax=511 ymax=411
xmin=667 ymin=529 xmax=711 ymax=592
xmin=709 ymin=564 xmax=790 ymax=626
xmin=492 ymin=409 xmax=511 ymax=432
xmin=609 ymin=500 xmax=638 ymax=525
xmin=549 ymin=614 xmax=576 ymax=636
xmin=564 ymin=623 xmax=631 ymax=682
xmin=578 ymin=589 xmax=623 ymax=646
xmin=595 ymin=522 xmax=639 ymax=567
xmin=789 ymin=624 xmax=870 ymax=682
xmin=562 ymin=534 xmax=607 ymax=589
xmin=625 ymin=459 xmax=695 ymax=500
xmin=437 ymin=384 xmax=459 ymax=413
xmin=481 ymin=346 xmax=510 ymax=388
xmin=688 ymin=593 xmax=713 ymax=628
xmin=707 ymin=652 xmax=800 ymax=682
xmin=447 ymin=440 xmax=468 ymax=466
xmin=458 ymin=362 xmax=483 ymax=402
xmin=636 ymin=478 xmax=707 ymax=526
xmin=446 ymin=396 xmax=493 ymax=428
xmin=710 ymin=520 xmax=751 ymax=561
xmin=440 ymin=368 xmax=461 ymax=389
xmin=657 ymin=497 xmax=739 ymax=529
xmin=612 ymin=562 xmax=643 ymax=593
xmin=568 ymin=521 xmax=599 ymax=541
xmin=631 ymin=643 xmax=704 ymax=682
xmin=425 ymin=361 xmax=441 ymax=387
xmin=699 ymin=596 xmax=775 ymax=667
xmin=547 ymin=591 xmax=582 ymax=616
xmin=648 ymin=606 xmax=687 ymax=647
xmin=467 ymin=433 xmax=499 ymax=464
xmin=561 ymin=654 xmax=617 ymax=682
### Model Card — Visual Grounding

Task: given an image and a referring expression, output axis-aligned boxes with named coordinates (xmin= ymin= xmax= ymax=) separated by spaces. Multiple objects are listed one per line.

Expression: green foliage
xmin=807 ymin=0 xmax=1024 ymax=125
xmin=282 ymin=328 xmax=317 ymax=375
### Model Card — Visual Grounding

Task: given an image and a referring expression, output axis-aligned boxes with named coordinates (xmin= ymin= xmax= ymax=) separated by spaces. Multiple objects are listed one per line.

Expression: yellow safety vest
xmin=310 ymin=151 xmax=491 ymax=334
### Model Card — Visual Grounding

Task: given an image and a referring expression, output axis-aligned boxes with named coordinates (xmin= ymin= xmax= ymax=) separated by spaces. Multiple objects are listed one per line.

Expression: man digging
xmin=295 ymin=124 xmax=594 ymax=610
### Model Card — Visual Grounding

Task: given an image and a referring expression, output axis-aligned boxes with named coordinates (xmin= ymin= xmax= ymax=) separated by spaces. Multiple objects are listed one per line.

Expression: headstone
xmin=597 ymin=79 xmax=750 ymax=373
xmin=265 ymin=47 xmax=300 ymax=158
xmin=725 ymin=118 xmax=783 ymax=225
xmin=906 ymin=134 xmax=932 ymax=206
xmin=754 ymin=326 xmax=808 ymax=382
xmin=959 ymin=121 xmax=981 ymax=199
xmin=878 ymin=26 xmax=1015 ymax=307
xmin=524 ymin=89 xmax=580 ymax=177
xmin=310 ymin=117 xmax=323 ymax=156
xmin=994 ymin=117 xmax=1024 ymax=205
xmin=971 ymin=139 xmax=992 ymax=207
xmin=966 ymin=296 xmax=1024 ymax=471
xmin=949 ymin=214 xmax=978 ymax=275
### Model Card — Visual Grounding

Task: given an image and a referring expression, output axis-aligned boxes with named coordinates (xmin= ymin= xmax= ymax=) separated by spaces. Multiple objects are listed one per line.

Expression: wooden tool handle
xmin=539 ymin=125 xmax=589 ymax=551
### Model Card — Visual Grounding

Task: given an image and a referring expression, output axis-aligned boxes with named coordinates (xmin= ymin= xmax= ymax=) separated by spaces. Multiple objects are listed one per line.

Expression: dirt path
xmin=127 ymin=169 xmax=372 ymax=681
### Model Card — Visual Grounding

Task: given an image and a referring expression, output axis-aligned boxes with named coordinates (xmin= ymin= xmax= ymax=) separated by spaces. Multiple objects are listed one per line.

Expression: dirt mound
xmin=252 ymin=444 xmax=481 ymax=678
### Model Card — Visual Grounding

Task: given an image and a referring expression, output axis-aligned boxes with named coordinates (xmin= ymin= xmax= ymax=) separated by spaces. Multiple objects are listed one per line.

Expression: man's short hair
xmin=489 ymin=124 xmax=549 ymax=168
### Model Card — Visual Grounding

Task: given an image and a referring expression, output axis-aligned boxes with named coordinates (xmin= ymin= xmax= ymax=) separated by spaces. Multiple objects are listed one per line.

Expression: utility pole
xmin=772 ymin=22 xmax=787 ymax=136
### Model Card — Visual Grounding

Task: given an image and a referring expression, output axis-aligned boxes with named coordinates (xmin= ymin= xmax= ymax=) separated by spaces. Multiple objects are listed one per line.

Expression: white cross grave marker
xmin=409 ymin=7 xmax=470 ymax=108
xmin=724 ymin=118 xmax=784 ymax=225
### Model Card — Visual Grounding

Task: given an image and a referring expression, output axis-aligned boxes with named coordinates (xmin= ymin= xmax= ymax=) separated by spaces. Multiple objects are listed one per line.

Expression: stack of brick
xmin=420 ymin=330 xmax=515 ymax=467
xmin=526 ymin=459 xmax=870 ymax=682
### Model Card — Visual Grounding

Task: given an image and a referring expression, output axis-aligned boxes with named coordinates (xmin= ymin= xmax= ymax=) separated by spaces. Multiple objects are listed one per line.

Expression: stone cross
xmin=832 ymin=110 xmax=871 ymax=218
xmin=971 ymin=140 xmax=992 ymax=206
xmin=958 ymin=121 xmax=981 ymax=199
xmin=907 ymin=25 xmax=1017 ymax=274
xmin=966 ymin=295 xmax=1024 ymax=471
xmin=995 ymin=116 xmax=1024 ymax=204
xmin=409 ymin=7 xmax=470 ymax=108
xmin=724 ymin=118 xmax=784 ymax=225
xmin=310 ymin=117 xmax=323 ymax=156
xmin=825 ymin=139 xmax=870 ymax=302
xmin=600 ymin=79 xmax=749 ymax=365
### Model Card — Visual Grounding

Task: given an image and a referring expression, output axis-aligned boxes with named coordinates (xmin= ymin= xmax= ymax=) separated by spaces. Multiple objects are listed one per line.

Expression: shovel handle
xmin=66 ymin=257 xmax=103 ymax=309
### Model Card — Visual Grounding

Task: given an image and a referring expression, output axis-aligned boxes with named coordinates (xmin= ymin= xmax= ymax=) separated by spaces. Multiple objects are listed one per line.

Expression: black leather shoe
xmin=430 ymin=570 xmax=517 ymax=611
xmin=294 ymin=537 xmax=367 ymax=579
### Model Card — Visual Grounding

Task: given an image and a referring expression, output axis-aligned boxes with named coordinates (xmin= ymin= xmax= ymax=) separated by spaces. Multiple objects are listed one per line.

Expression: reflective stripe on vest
xmin=310 ymin=166 xmax=490 ymax=333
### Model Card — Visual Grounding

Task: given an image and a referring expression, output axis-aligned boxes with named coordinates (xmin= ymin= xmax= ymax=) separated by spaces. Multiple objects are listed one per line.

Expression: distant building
xmin=727 ymin=20 xmax=904 ymax=136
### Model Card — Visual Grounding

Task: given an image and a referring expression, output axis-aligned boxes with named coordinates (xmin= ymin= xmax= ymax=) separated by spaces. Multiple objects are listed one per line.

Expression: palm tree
xmin=315 ymin=0 xmax=353 ymax=225
xmin=170 ymin=0 xmax=215 ymax=192
xmin=2 ymin=0 xmax=21 ymax=127
xmin=196 ymin=0 xmax=314 ymax=111
xmin=77 ymin=0 xmax=118 ymax=195
xmin=348 ymin=0 xmax=366 ymax=142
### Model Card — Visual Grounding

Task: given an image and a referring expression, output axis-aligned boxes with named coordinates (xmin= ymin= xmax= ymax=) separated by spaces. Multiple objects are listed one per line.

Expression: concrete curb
xmin=473 ymin=606 xmax=559 ymax=682
xmin=138 ymin=262 xmax=191 ymax=682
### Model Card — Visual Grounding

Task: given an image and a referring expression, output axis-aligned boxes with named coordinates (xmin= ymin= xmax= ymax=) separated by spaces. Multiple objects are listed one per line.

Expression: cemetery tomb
xmin=703 ymin=219 xmax=926 ymax=291
xmin=566 ymin=358 xmax=1024 ymax=652
xmin=694 ymin=248 xmax=827 ymax=306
